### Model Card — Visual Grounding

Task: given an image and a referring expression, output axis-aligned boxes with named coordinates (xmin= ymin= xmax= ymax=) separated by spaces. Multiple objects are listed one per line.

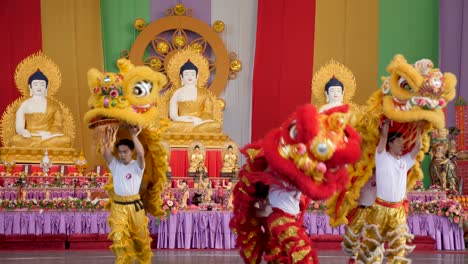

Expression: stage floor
xmin=0 ymin=250 xmax=467 ymax=264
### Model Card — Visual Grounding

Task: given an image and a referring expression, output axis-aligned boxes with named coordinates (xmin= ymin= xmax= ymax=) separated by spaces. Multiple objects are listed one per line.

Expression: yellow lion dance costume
xmin=84 ymin=59 xmax=168 ymax=263
xmin=327 ymin=55 xmax=456 ymax=264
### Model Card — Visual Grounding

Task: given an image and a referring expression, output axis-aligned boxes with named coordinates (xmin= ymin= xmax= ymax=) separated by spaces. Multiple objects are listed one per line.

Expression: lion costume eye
xmin=398 ymin=77 xmax=413 ymax=92
xmin=133 ymin=80 xmax=153 ymax=97
xmin=288 ymin=121 xmax=297 ymax=140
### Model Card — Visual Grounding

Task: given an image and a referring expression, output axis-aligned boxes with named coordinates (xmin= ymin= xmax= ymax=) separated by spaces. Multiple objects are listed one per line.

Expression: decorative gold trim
xmin=14 ymin=52 xmax=61 ymax=97
xmin=162 ymin=133 xmax=229 ymax=148
xmin=0 ymin=147 xmax=79 ymax=164
xmin=311 ymin=59 xmax=356 ymax=107
xmin=166 ymin=48 xmax=210 ymax=89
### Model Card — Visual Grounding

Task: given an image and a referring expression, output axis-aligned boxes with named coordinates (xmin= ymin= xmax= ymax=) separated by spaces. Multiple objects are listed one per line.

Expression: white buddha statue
xmin=168 ymin=60 xmax=222 ymax=133
xmin=11 ymin=69 xmax=71 ymax=148
xmin=319 ymin=76 xmax=345 ymax=113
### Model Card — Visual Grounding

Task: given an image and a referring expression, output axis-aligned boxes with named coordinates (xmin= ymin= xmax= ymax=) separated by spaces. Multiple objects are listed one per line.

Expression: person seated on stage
xmin=11 ymin=69 xmax=71 ymax=148
xmin=319 ymin=76 xmax=345 ymax=113
xmin=221 ymin=145 xmax=240 ymax=174
xmin=168 ymin=60 xmax=221 ymax=133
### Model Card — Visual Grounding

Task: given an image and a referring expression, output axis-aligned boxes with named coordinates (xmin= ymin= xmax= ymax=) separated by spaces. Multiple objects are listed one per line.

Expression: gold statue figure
xmin=430 ymin=128 xmax=458 ymax=191
xmin=221 ymin=141 xmax=240 ymax=176
xmin=0 ymin=52 xmax=77 ymax=163
xmin=188 ymin=141 xmax=207 ymax=174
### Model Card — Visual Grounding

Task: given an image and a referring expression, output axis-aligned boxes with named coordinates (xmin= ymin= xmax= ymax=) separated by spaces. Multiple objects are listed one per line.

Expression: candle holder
xmin=40 ymin=149 xmax=52 ymax=176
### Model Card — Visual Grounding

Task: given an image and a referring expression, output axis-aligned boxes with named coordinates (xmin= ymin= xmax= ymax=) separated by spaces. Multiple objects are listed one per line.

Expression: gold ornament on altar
xmin=3 ymin=155 xmax=16 ymax=176
xmin=133 ymin=18 xmax=146 ymax=31
xmin=0 ymin=52 xmax=78 ymax=163
xmin=40 ymin=149 xmax=52 ymax=176
xmin=21 ymin=189 xmax=27 ymax=201
xmin=311 ymin=59 xmax=358 ymax=112
xmin=74 ymin=150 xmax=88 ymax=176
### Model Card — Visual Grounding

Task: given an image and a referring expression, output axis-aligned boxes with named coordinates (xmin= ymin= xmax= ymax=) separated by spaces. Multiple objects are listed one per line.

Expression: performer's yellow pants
xmin=108 ymin=194 xmax=152 ymax=264
xmin=342 ymin=206 xmax=371 ymax=259
xmin=357 ymin=199 xmax=414 ymax=264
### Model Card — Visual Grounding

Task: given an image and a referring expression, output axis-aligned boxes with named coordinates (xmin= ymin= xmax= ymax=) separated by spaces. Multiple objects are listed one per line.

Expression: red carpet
xmin=0 ymin=234 xmax=436 ymax=251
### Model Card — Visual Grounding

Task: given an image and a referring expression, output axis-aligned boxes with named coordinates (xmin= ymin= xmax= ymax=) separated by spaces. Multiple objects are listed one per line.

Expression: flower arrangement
xmin=0 ymin=198 xmax=108 ymax=211
xmin=307 ymin=200 xmax=327 ymax=212
xmin=161 ymin=196 xmax=179 ymax=221
xmin=412 ymin=181 xmax=426 ymax=191
xmin=409 ymin=198 xmax=465 ymax=227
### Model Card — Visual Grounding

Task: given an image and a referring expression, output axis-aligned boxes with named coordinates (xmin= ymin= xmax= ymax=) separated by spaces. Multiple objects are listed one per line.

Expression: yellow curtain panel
xmin=41 ymin=0 xmax=104 ymax=167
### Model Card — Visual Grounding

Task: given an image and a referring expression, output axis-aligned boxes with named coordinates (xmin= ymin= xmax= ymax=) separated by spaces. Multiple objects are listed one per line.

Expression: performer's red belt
xmin=375 ymin=197 xmax=408 ymax=214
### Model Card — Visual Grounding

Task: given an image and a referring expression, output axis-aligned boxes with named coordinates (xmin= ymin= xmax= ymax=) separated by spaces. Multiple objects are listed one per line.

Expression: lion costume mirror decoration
xmin=0 ymin=52 xmax=77 ymax=163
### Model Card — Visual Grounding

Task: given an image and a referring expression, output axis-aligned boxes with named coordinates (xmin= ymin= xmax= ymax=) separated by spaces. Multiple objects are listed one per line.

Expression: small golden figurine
xmin=3 ymin=155 xmax=16 ymax=176
xmin=74 ymin=150 xmax=88 ymax=176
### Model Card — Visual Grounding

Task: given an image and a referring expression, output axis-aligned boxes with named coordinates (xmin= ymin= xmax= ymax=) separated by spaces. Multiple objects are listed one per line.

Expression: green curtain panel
xmin=378 ymin=0 xmax=439 ymax=81
xmin=101 ymin=0 xmax=150 ymax=72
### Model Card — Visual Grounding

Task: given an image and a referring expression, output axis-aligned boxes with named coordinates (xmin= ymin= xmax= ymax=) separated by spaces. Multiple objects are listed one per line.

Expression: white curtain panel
xmin=212 ymin=0 xmax=258 ymax=164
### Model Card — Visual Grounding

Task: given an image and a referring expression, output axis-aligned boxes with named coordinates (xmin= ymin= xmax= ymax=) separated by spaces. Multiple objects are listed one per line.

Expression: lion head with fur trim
xmin=381 ymin=54 xmax=456 ymax=129
xmin=84 ymin=59 xmax=167 ymax=129
xmin=326 ymin=54 xmax=457 ymax=227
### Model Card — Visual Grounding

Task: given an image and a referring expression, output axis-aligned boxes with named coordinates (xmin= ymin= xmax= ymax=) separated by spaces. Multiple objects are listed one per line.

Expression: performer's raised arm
xmin=377 ymin=120 xmax=390 ymax=154
xmin=128 ymin=125 xmax=145 ymax=170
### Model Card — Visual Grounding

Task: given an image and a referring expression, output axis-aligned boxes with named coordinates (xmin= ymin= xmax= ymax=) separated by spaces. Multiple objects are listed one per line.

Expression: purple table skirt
xmin=0 ymin=211 xmax=464 ymax=250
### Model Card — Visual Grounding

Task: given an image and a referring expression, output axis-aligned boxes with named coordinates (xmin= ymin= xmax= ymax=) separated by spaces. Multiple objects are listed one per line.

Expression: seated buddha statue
xmin=168 ymin=56 xmax=222 ymax=133
xmin=189 ymin=145 xmax=206 ymax=173
xmin=10 ymin=69 xmax=71 ymax=148
xmin=221 ymin=145 xmax=240 ymax=174
xmin=168 ymin=60 xmax=222 ymax=133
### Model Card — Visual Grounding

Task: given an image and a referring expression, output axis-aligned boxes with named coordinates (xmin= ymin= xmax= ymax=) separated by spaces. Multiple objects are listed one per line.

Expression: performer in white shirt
xmin=101 ymin=125 xmax=152 ymax=264
xmin=343 ymin=174 xmax=377 ymax=264
xmin=357 ymin=120 xmax=421 ymax=264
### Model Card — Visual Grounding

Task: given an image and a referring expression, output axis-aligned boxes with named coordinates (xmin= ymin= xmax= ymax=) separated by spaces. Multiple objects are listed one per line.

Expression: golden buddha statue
xmin=188 ymin=143 xmax=206 ymax=173
xmin=311 ymin=59 xmax=359 ymax=125
xmin=0 ymin=52 xmax=77 ymax=163
xmin=221 ymin=142 xmax=240 ymax=176
xmin=160 ymin=48 xmax=228 ymax=147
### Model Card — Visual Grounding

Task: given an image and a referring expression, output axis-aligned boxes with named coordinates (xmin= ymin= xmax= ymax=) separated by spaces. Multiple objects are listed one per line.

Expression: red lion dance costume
xmin=230 ymin=104 xmax=362 ymax=264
